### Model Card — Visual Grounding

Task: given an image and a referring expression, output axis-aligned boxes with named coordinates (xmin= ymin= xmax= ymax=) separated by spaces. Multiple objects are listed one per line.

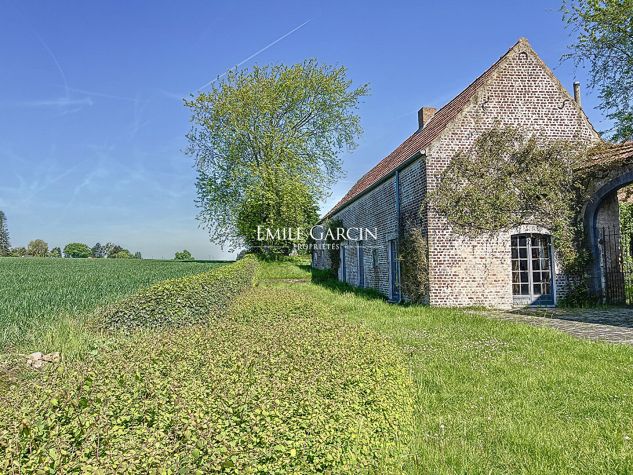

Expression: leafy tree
xmin=185 ymin=59 xmax=368 ymax=248
xmin=563 ymin=0 xmax=633 ymax=141
xmin=236 ymin=170 xmax=319 ymax=254
xmin=111 ymin=249 xmax=133 ymax=259
xmin=64 ymin=242 xmax=92 ymax=258
xmin=91 ymin=242 xmax=106 ymax=258
xmin=620 ymin=185 xmax=633 ymax=231
xmin=104 ymin=243 xmax=123 ymax=258
xmin=49 ymin=247 xmax=62 ymax=258
xmin=134 ymin=251 xmax=142 ymax=259
xmin=27 ymin=239 xmax=48 ymax=257
xmin=10 ymin=247 xmax=26 ymax=257
xmin=0 ymin=211 xmax=10 ymax=256
xmin=174 ymin=249 xmax=194 ymax=261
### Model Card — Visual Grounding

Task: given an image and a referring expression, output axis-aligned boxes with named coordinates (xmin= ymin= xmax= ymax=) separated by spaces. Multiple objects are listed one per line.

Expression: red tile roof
xmin=577 ymin=142 xmax=633 ymax=171
xmin=322 ymin=38 xmax=529 ymax=219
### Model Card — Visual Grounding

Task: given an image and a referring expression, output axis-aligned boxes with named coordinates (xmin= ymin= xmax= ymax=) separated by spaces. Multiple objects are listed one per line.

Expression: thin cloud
xmin=67 ymin=87 xmax=136 ymax=102
xmin=33 ymin=30 xmax=70 ymax=98
xmin=21 ymin=97 xmax=94 ymax=108
xmin=196 ymin=19 xmax=311 ymax=91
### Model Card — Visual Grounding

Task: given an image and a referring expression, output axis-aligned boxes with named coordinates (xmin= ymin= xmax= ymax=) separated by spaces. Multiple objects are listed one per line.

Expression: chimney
xmin=573 ymin=81 xmax=582 ymax=107
xmin=418 ymin=107 xmax=437 ymax=129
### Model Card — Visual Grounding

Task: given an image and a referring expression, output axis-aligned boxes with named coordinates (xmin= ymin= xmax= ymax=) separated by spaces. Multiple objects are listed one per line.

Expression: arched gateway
xmin=582 ymin=143 xmax=633 ymax=304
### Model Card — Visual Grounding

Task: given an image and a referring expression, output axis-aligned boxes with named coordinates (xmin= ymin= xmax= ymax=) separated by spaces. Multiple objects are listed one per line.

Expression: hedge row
xmin=0 ymin=287 xmax=413 ymax=473
xmin=100 ymin=255 xmax=257 ymax=331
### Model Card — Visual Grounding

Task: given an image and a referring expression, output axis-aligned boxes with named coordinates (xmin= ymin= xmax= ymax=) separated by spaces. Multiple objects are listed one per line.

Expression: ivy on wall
xmin=428 ymin=127 xmax=594 ymax=274
xmin=399 ymin=227 xmax=429 ymax=303
xmin=322 ymin=218 xmax=345 ymax=276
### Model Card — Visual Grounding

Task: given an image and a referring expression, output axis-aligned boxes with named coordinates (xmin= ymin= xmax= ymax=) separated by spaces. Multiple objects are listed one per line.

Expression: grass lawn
xmin=256 ymin=258 xmax=633 ymax=473
xmin=0 ymin=257 xmax=224 ymax=355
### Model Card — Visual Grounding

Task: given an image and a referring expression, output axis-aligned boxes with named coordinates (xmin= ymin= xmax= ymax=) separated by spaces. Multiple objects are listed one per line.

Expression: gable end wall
xmin=426 ymin=43 xmax=597 ymax=308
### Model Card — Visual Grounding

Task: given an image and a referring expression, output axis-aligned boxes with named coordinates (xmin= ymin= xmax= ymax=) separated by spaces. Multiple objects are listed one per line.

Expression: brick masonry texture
xmin=315 ymin=38 xmax=599 ymax=308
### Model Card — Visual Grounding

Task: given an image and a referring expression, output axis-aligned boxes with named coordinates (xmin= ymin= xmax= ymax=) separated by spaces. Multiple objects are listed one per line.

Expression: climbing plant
xmin=620 ymin=189 xmax=633 ymax=232
xmin=399 ymin=227 xmax=429 ymax=303
xmin=428 ymin=127 xmax=593 ymax=274
xmin=322 ymin=218 xmax=345 ymax=275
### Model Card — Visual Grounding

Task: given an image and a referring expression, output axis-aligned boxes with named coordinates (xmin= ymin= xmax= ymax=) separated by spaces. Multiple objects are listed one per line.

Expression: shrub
xmin=101 ymin=255 xmax=257 ymax=331
xmin=174 ymin=249 xmax=194 ymax=261
xmin=0 ymin=287 xmax=413 ymax=473
xmin=27 ymin=239 xmax=48 ymax=257
xmin=110 ymin=249 xmax=133 ymax=259
xmin=322 ymin=218 xmax=345 ymax=275
xmin=63 ymin=243 xmax=91 ymax=258
xmin=557 ymin=279 xmax=601 ymax=307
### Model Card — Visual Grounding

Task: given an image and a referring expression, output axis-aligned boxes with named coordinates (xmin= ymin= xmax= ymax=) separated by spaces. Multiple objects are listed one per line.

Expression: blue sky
xmin=0 ymin=1 xmax=608 ymax=259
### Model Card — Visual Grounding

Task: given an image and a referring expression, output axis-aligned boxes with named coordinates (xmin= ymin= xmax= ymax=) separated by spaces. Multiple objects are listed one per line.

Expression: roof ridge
xmin=321 ymin=38 xmax=563 ymax=220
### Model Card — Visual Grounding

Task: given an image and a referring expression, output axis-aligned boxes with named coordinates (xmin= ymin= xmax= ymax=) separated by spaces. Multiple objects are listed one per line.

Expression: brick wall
xmin=425 ymin=42 xmax=597 ymax=308
xmin=313 ymin=158 xmax=428 ymax=300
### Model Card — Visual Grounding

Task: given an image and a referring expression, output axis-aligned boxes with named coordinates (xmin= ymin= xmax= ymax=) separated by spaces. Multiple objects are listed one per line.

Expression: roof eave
xmin=319 ymin=149 xmax=426 ymax=223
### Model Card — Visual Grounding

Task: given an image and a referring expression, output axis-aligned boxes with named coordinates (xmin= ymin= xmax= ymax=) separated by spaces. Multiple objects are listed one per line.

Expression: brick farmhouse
xmin=312 ymin=38 xmax=633 ymax=308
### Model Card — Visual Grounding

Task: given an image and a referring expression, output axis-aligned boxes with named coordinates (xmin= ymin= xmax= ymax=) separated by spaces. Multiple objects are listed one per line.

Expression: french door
xmin=511 ymin=234 xmax=554 ymax=306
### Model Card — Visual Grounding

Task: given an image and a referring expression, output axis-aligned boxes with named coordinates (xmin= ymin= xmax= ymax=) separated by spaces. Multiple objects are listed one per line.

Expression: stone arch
xmin=584 ymin=168 xmax=633 ymax=297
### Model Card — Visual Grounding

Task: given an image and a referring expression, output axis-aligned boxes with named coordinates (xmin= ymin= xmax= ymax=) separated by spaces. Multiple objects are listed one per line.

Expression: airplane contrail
xmin=196 ymin=19 xmax=311 ymax=91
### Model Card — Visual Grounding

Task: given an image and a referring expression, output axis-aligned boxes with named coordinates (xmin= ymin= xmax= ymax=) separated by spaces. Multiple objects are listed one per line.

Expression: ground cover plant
xmin=0 ymin=257 xmax=224 ymax=353
xmin=101 ymin=255 xmax=257 ymax=331
xmin=0 ymin=259 xmax=413 ymax=474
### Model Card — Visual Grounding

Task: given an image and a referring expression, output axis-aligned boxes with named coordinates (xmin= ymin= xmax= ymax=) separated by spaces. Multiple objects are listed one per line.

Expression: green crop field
xmin=0 ymin=257 xmax=225 ymax=354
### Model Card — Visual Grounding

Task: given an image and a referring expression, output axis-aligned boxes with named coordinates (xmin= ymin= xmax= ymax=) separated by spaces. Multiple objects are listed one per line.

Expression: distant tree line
xmin=6 ymin=240 xmax=142 ymax=259
xmin=0 ymin=211 xmax=142 ymax=259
